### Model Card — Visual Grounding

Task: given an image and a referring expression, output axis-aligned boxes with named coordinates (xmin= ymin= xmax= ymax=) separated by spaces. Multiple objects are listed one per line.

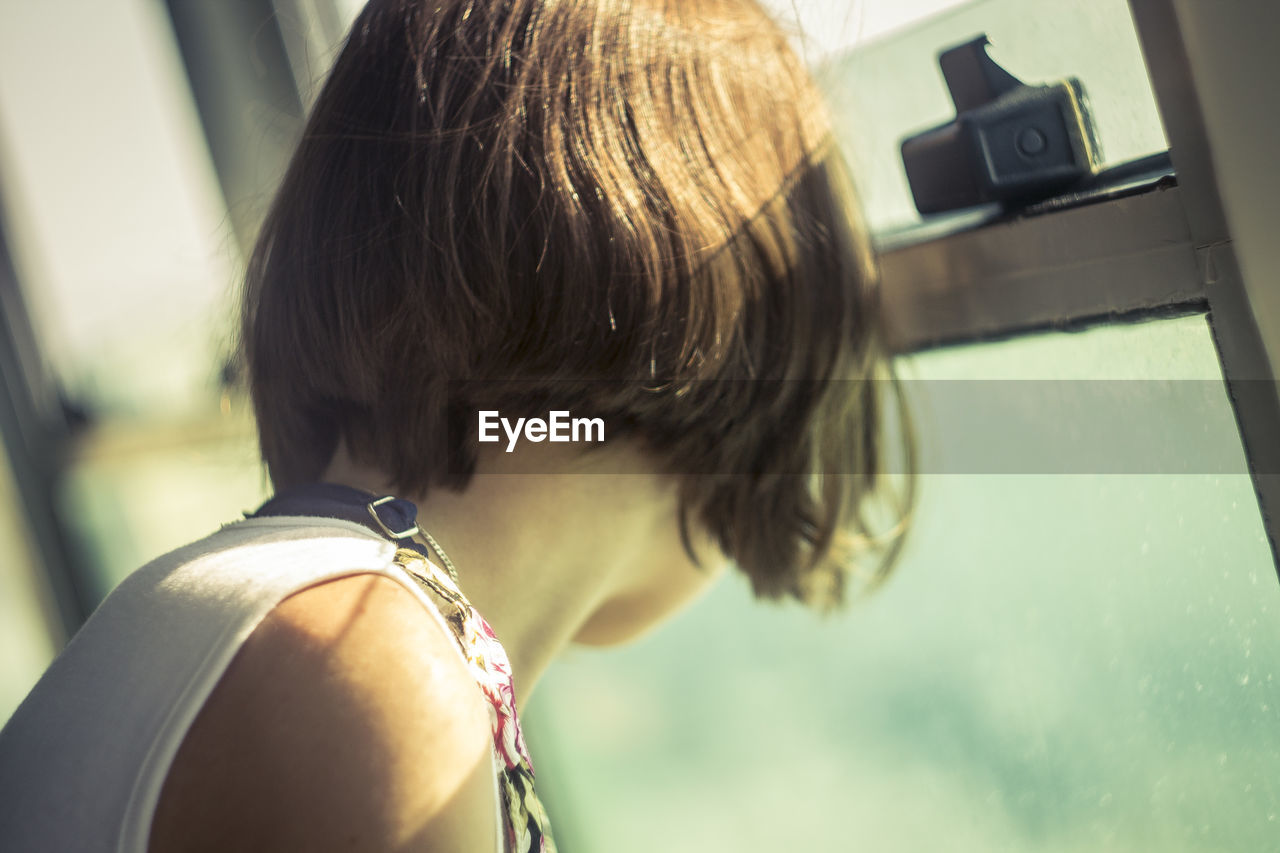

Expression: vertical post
xmin=1129 ymin=0 xmax=1280 ymax=573
xmin=162 ymin=0 xmax=304 ymax=253
xmin=0 ymin=179 xmax=86 ymax=637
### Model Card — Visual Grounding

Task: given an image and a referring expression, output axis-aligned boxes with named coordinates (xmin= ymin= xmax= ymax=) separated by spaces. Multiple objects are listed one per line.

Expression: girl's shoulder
xmin=148 ymin=571 xmax=500 ymax=852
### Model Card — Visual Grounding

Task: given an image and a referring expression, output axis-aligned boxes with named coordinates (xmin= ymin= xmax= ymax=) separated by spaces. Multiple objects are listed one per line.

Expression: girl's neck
xmin=321 ymin=440 xmax=699 ymax=706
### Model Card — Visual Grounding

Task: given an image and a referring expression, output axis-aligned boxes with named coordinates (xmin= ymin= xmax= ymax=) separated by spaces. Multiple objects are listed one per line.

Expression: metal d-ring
xmin=366 ymin=495 xmax=421 ymax=540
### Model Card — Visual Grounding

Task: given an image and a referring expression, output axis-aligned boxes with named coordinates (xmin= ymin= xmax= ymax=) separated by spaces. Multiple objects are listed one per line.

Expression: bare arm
xmin=149 ymin=573 xmax=498 ymax=853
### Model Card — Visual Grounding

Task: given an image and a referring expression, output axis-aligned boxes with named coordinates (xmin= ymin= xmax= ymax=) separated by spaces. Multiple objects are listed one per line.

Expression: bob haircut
xmin=242 ymin=0 xmax=914 ymax=609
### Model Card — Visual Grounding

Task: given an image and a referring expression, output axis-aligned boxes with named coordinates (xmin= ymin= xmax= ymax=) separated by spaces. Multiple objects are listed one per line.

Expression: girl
xmin=0 ymin=1 xmax=911 ymax=850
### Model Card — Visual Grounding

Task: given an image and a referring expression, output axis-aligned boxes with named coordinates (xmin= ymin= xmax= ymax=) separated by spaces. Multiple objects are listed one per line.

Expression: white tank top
xmin=0 ymin=515 xmax=507 ymax=853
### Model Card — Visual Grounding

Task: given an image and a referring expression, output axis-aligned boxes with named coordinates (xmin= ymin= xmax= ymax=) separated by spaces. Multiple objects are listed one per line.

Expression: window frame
xmin=870 ymin=0 xmax=1279 ymax=575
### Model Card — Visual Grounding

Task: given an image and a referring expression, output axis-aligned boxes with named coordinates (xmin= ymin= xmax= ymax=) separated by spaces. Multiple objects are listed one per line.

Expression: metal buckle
xmin=367 ymin=495 xmax=421 ymax=540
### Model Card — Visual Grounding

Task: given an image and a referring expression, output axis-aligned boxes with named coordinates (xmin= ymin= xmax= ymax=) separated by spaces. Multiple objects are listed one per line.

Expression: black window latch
xmin=900 ymin=35 xmax=1103 ymax=215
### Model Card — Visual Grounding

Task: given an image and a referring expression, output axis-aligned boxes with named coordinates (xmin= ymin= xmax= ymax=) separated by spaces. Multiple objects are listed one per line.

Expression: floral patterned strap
xmin=393 ymin=548 xmax=558 ymax=853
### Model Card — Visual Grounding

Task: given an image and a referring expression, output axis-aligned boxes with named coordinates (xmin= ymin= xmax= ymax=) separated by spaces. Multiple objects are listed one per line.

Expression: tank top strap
xmin=391 ymin=548 xmax=557 ymax=853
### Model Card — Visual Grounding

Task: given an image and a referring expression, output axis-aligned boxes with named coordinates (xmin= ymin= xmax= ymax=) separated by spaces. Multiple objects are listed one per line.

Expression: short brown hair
xmin=241 ymin=0 xmax=914 ymax=609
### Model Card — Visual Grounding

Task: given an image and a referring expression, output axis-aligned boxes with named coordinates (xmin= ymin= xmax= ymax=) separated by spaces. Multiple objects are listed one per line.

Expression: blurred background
xmin=1 ymin=1 xmax=1277 ymax=850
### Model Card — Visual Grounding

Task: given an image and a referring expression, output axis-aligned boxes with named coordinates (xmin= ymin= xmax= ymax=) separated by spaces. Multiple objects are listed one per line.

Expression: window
xmin=525 ymin=315 xmax=1280 ymax=851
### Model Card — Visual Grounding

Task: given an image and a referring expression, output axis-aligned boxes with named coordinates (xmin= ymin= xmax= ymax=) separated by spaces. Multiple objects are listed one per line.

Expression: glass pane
xmin=0 ymin=1 xmax=265 ymax=609
xmin=0 ymin=0 xmax=238 ymax=418
xmin=524 ymin=314 xmax=1280 ymax=853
